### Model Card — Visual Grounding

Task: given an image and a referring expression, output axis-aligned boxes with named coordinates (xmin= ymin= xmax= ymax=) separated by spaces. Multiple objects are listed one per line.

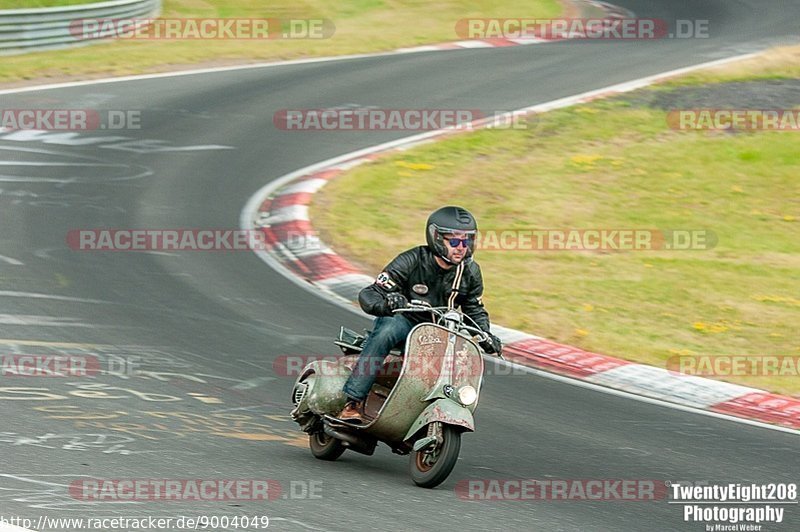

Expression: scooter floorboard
xmin=323 ymin=413 xmax=372 ymax=429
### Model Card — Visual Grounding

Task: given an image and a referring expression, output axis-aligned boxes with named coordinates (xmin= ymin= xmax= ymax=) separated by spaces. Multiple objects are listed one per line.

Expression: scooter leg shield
xmin=403 ymin=399 xmax=475 ymax=442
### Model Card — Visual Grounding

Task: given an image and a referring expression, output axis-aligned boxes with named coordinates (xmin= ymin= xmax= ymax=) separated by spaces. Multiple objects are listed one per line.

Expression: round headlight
xmin=457 ymin=385 xmax=478 ymax=406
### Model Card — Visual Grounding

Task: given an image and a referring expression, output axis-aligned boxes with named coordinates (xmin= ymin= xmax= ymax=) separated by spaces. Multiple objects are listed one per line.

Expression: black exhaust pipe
xmin=323 ymin=423 xmax=377 ymax=456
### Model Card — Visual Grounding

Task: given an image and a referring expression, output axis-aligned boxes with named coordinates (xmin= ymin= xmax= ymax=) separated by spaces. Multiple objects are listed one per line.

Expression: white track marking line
xmin=0 ymin=161 xmax=119 ymax=167
xmin=0 ymin=314 xmax=94 ymax=327
xmin=0 ymin=50 xmax=453 ymax=96
xmin=0 ymin=291 xmax=107 ymax=303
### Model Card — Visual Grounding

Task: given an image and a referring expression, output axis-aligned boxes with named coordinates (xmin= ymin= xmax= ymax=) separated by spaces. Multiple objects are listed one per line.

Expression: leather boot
xmin=336 ymin=399 xmax=370 ymax=424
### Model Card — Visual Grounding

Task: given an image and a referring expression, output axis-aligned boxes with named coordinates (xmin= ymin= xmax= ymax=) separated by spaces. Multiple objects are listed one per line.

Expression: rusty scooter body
xmin=290 ymin=304 xmax=490 ymax=488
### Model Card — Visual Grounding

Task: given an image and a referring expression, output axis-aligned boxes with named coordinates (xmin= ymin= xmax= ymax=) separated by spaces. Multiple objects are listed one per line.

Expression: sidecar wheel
xmin=309 ymin=431 xmax=346 ymax=461
xmin=409 ymin=424 xmax=461 ymax=488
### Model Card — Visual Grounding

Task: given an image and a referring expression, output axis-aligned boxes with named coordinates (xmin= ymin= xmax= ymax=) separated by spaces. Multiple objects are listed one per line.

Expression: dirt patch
xmin=622 ymin=79 xmax=800 ymax=109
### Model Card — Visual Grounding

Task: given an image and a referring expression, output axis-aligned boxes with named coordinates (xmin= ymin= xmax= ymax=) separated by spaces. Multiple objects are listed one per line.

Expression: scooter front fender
xmin=403 ymin=398 xmax=474 ymax=442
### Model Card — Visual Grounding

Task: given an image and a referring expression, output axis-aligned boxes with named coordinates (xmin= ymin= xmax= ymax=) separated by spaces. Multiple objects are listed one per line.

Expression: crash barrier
xmin=0 ymin=0 xmax=161 ymax=55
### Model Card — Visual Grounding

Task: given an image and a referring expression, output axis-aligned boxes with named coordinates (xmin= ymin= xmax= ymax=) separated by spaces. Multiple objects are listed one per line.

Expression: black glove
xmin=480 ymin=333 xmax=503 ymax=356
xmin=384 ymin=293 xmax=409 ymax=313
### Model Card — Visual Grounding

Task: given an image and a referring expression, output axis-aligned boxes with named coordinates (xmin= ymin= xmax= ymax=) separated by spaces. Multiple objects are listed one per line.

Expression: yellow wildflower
xmin=394 ymin=161 xmax=434 ymax=171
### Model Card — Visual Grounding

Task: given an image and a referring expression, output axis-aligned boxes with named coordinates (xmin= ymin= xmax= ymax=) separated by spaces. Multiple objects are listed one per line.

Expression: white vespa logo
xmin=417 ymin=334 xmax=442 ymax=345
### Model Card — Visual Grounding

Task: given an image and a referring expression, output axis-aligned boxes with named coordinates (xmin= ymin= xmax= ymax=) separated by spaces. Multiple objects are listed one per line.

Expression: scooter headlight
xmin=457 ymin=385 xmax=478 ymax=406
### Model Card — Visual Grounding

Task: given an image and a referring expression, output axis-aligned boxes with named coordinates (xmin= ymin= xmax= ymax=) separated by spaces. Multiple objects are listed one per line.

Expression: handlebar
xmin=393 ymin=303 xmax=489 ymax=343
xmin=392 ymin=303 xmax=444 ymax=313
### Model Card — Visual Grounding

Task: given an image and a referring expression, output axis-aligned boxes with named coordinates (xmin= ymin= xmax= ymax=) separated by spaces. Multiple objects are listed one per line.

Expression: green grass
xmin=311 ymin=46 xmax=800 ymax=396
xmin=0 ymin=0 xmax=561 ymax=84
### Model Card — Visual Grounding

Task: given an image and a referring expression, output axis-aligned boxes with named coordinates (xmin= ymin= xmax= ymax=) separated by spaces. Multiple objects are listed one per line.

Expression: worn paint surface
xmin=403 ymin=400 xmax=475 ymax=441
xmin=368 ymin=324 xmax=483 ymax=442
xmin=293 ymin=323 xmax=484 ymax=443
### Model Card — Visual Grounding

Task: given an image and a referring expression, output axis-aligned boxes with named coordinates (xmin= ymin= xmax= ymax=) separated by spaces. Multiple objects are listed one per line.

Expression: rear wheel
xmin=409 ymin=424 xmax=461 ymax=488
xmin=309 ymin=430 xmax=346 ymax=461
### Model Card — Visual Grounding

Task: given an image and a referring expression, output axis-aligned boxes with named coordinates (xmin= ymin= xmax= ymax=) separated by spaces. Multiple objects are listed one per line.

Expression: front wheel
xmin=309 ymin=431 xmax=346 ymax=461
xmin=409 ymin=424 xmax=461 ymax=488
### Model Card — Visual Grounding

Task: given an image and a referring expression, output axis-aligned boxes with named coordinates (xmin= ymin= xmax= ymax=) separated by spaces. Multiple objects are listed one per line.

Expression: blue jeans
xmin=343 ymin=314 xmax=414 ymax=401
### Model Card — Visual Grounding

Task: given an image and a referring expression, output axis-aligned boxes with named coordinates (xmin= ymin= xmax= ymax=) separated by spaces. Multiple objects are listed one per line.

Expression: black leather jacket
xmin=358 ymin=245 xmax=491 ymax=332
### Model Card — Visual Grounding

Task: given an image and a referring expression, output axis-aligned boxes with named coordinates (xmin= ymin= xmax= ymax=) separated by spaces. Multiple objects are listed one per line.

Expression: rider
xmin=337 ymin=205 xmax=503 ymax=423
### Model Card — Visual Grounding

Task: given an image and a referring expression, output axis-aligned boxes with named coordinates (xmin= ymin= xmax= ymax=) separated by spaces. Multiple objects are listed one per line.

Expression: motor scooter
xmin=290 ymin=303 xmax=491 ymax=488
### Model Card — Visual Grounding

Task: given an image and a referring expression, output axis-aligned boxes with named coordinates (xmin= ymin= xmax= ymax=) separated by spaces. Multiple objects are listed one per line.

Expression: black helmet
xmin=426 ymin=206 xmax=477 ymax=263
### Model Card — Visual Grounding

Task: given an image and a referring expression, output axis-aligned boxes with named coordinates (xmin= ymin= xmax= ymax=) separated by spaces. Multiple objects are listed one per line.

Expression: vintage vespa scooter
xmin=290 ymin=303 xmax=494 ymax=488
